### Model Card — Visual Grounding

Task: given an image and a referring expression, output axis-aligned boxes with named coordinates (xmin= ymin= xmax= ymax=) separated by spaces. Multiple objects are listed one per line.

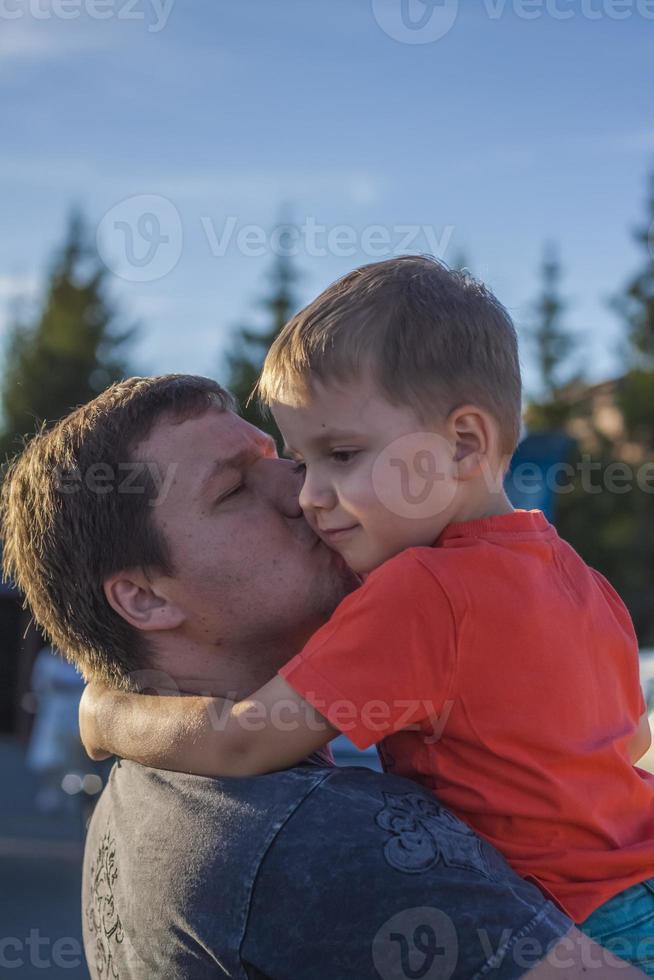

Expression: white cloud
xmin=0 ymin=7 xmax=128 ymax=68
xmin=0 ymin=21 xmax=57 ymax=59
xmin=144 ymin=171 xmax=387 ymax=209
xmin=0 ymin=273 xmax=39 ymax=300
xmin=0 ymin=274 xmax=40 ymax=339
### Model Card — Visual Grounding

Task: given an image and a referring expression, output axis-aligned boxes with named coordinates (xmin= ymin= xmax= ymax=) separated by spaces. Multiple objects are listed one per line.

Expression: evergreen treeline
xmin=526 ymin=176 xmax=654 ymax=644
xmin=1 ymin=180 xmax=653 ymax=642
xmin=0 ymin=211 xmax=135 ymax=460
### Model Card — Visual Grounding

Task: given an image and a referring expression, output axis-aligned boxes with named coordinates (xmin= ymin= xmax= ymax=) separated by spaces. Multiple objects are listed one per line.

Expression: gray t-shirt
xmin=82 ymin=757 xmax=571 ymax=979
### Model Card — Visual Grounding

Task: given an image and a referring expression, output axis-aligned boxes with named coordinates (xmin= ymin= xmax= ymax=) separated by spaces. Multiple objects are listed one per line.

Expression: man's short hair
xmin=0 ymin=375 xmax=235 ymax=690
xmin=256 ymin=255 xmax=522 ymax=456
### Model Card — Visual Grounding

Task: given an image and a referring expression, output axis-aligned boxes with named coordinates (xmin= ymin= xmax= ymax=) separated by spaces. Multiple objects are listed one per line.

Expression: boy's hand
xmin=79 ymin=682 xmax=115 ymax=761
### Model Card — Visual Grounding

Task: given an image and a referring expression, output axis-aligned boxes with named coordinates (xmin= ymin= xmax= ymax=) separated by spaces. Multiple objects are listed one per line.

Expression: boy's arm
xmin=79 ymin=675 xmax=338 ymax=776
xmin=629 ymin=710 xmax=651 ymax=765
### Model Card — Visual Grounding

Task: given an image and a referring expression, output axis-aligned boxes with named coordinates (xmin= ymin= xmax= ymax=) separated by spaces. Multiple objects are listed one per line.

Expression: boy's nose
xmin=298 ymin=467 xmax=336 ymax=515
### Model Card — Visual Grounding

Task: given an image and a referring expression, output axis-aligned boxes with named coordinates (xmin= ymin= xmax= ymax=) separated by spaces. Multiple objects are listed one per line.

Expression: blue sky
xmin=1 ymin=0 xmax=652 ymax=398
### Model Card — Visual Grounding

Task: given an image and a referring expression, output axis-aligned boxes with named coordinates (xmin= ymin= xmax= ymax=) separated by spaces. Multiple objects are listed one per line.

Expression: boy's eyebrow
xmin=283 ymin=429 xmax=365 ymax=455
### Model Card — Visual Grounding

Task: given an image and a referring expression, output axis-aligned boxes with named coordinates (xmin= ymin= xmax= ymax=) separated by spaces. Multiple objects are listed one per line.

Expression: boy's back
xmin=281 ymin=509 xmax=654 ymax=922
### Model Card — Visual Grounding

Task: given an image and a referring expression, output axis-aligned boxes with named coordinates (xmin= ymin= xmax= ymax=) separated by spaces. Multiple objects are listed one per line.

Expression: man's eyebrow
xmin=199 ymin=436 xmax=277 ymax=494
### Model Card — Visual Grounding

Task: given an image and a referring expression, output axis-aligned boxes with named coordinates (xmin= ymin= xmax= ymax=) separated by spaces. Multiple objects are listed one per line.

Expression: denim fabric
xmin=83 ymin=758 xmax=572 ymax=979
xmin=579 ymin=877 xmax=654 ymax=975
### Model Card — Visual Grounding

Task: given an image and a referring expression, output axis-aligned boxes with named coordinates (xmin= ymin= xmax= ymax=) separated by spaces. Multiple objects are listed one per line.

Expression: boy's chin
xmin=336 ymin=538 xmax=390 ymax=577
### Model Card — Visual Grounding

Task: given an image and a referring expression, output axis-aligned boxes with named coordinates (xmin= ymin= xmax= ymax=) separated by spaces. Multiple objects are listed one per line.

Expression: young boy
xmin=82 ymin=256 xmax=654 ymax=970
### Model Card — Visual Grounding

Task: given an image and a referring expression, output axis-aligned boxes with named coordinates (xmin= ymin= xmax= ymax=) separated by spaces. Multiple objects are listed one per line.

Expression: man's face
xmin=135 ymin=406 xmax=359 ymax=666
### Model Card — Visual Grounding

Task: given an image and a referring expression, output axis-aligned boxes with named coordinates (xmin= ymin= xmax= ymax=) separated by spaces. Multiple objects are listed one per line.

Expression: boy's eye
xmin=330 ymin=450 xmax=357 ymax=464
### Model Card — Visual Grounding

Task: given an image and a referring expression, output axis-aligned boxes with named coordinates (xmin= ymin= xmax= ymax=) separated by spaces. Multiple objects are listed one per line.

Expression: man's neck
xmin=145 ymin=634 xmax=303 ymax=703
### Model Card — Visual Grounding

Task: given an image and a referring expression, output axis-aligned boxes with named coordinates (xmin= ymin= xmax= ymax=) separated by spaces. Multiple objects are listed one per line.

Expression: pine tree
xmin=552 ymin=184 xmax=654 ymax=646
xmin=612 ymin=171 xmax=654 ymax=449
xmin=223 ymin=249 xmax=300 ymax=445
xmin=0 ymin=209 xmax=135 ymax=458
xmin=614 ymin=171 xmax=654 ymax=364
xmin=532 ymin=243 xmax=576 ymax=398
xmin=524 ymin=243 xmax=579 ymax=432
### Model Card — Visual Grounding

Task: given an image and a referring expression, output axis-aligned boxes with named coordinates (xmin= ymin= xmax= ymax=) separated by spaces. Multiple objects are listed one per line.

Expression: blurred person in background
xmin=27 ymin=644 xmax=108 ymax=824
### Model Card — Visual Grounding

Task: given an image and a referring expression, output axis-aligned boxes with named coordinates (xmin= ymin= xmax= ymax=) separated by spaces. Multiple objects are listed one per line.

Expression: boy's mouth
xmin=318 ymin=523 xmax=360 ymax=543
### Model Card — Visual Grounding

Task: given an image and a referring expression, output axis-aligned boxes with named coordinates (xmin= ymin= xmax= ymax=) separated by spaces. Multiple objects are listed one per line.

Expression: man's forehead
xmin=137 ymin=407 xmax=239 ymax=455
xmin=136 ymin=407 xmax=273 ymax=472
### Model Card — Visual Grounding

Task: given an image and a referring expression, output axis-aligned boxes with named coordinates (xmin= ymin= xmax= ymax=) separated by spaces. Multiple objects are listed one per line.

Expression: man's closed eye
xmin=217 ymin=483 xmax=246 ymax=503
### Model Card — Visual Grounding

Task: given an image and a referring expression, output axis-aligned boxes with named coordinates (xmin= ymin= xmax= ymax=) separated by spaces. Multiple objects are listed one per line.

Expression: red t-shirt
xmin=280 ymin=509 xmax=654 ymax=922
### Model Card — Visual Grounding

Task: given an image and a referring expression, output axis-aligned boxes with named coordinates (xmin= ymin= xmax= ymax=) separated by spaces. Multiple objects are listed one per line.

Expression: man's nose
xmin=249 ymin=456 xmax=305 ymax=518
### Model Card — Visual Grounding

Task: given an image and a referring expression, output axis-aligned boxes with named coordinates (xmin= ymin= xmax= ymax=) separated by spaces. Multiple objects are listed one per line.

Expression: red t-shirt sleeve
xmin=279 ymin=549 xmax=457 ymax=750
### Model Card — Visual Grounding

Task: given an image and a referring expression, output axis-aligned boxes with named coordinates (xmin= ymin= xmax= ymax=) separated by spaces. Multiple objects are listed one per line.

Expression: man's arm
xmin=79 ymin=675 xmax=338 ymax=776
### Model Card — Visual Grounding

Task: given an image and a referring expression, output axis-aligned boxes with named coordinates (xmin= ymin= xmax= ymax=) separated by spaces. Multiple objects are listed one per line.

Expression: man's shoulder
xmin=86 ymin=756 xmax=332 ymax=876
xmin=83 ymin=761 xmax=572 ymax=979
xmin=83 ymin=759 xmax=333 ymax=979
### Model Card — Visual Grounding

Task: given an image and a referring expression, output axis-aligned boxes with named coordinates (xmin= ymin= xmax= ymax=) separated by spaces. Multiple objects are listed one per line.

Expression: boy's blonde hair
xmin=256 ymin=255 xmax=522 ymax=457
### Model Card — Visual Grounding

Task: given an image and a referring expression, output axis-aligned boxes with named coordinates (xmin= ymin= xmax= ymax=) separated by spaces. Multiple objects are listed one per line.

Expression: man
xmin=0 ymin=375 xmax=641 ymax=978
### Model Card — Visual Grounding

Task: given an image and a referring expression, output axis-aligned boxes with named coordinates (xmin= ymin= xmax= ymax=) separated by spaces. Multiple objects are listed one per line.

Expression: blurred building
xmin=559 ymin=375 xmax=646 ymax=463
xmin=548 ymin=372 xmax=654 ymax=476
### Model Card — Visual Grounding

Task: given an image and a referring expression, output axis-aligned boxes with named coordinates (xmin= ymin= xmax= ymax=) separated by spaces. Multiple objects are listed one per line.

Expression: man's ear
xmin=448 ymin=405 xmax=497 ymax=481
xmin=104 ymin=570 xmax=185 ymax=633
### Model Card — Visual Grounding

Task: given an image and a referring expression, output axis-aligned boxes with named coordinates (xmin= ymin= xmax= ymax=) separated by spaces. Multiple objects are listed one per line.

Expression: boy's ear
xmin=104 ymin=570 xmax=185 ymax=633
xmin=449 ymin=405 xmax=495 ymax=480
